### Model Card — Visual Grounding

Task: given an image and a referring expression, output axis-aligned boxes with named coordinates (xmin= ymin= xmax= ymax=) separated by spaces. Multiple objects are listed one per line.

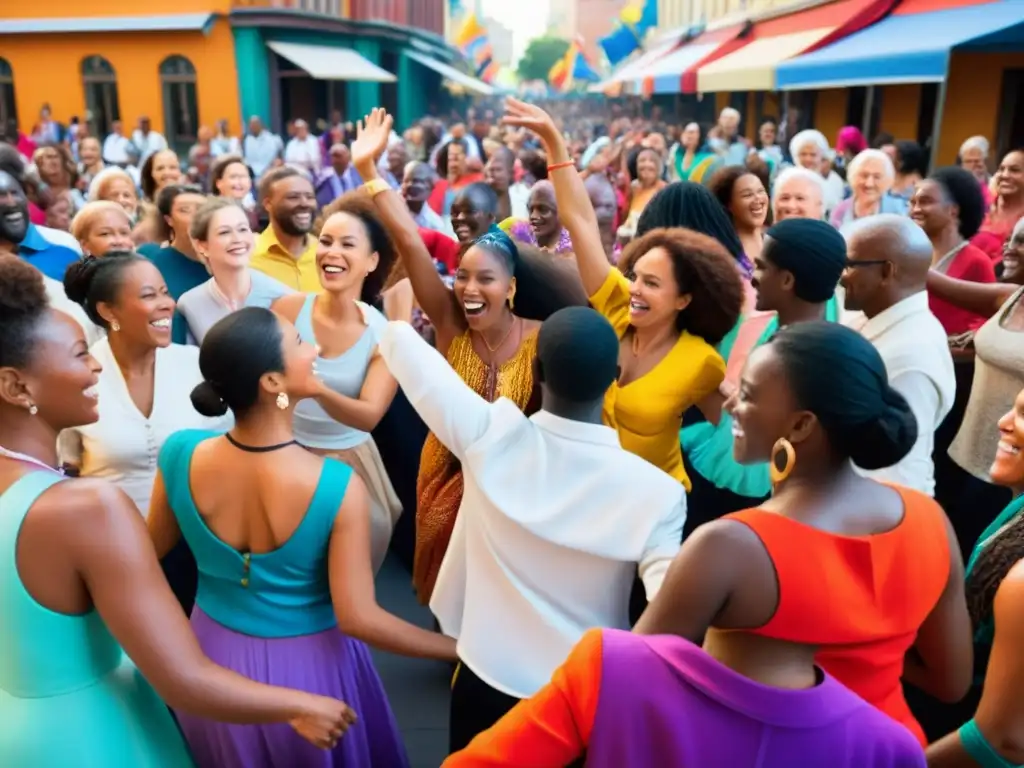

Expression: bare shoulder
xmin=271 ymin=291 xmax=308 ymax=321
xmin=29 ymin=478 xmax=143 ymax=542
xmin=689 ymin=516 xmax=768 ymax=553
xmin=995 ymin=559 xmax=1024 ymax=610
xmin=521 ymin=319 xmax=542 ymax=335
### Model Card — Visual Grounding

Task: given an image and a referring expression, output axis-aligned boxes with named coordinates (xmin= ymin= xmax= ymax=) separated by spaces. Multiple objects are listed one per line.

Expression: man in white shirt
xmin=130 ymin=116 xmax=168 ymax=164
xmin=242 ymin=116 xmax=283 ymax=178
xmin=378 ymin=304 xmax=685 ymax=752
xmin=283 ymin=119 xmax=321 ymax=178
xmin=841 ymin=214 xmax=956 ymax=496
xmin=101 ymin=121 xmax=134 ymax=166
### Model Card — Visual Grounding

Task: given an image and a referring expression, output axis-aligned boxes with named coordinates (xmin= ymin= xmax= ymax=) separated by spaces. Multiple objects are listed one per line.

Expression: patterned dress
xmin=413 ymin=330 xmax=539 ymax=603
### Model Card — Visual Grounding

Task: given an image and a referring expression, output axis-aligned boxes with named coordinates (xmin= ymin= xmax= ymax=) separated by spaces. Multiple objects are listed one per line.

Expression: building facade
xmin=0 ymin=0 xmax=458 ymax=152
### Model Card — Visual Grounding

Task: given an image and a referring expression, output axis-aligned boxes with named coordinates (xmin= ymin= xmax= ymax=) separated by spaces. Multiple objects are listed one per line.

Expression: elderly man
xmin=773 ymin=166 xmax=826 ymax=222
xmin=841 ymin=214 xmax=956 ymax=496
xmin=314 ymin=143 xmax=361 ymax=209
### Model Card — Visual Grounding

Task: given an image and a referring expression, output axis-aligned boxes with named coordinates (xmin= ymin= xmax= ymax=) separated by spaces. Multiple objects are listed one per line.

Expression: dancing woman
xmin=148 ymin=307 xmax=457 ymax=767
xmin=0 ymin=256 xmax=354 ymax=766
xmin=352 ymin=108 xmax=587 ymax=604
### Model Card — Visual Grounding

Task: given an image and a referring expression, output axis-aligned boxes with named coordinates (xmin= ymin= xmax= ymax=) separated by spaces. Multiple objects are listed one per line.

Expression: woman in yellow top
xmin=351 ymin=108 xmax=587 ymax=603
xmin=504 ymin=99 xmax=744 ymax=490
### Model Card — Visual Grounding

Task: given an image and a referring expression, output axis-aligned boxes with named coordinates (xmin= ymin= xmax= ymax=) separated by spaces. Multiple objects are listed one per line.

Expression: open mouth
xmin=83 ymin=383 xmax=99 ymax=400
xmin=628 ymin=298 xmax=650 ymax=317
xmin=293 ymin=211 xmax=313 ymax=229
xmin=997 ymin=440 xmax=1021 ymax=457
xmin=150 ymin=318 xmax=171 ymax=331
xmin=454 ymin=224 xmax=471 ymax=240
xmin=322 ymin=263 xmax=347 ymax=278
xmin=3 ymin=212 xmax=24 ymax=225
xmin=731 ymin=423 xmax=745 ymax=440
xmin=463 ymin=300 xmax=486 ymax=317
xmin=227 ymin=244 xmax=250 ymax=258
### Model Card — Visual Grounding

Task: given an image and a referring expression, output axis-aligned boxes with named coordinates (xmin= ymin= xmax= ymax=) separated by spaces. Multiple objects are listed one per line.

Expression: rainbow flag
xmin=454 ymin=13 xmax=498 ymax=83
xmin=549 ymin=37 xmax=600 ymax=93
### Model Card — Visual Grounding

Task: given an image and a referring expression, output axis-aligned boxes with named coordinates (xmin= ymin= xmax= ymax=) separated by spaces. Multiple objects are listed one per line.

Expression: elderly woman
xmin=959 ymin=136 xmax=993 ymax=208
xmin=789 ymin=129 xmax=845 ymax=216
xmin=88 ymin=167 xmax=139 ymax=224
xmin=829 ymin=149 xmax=906 ymax=229
xmin=70 ymin=200 xmax=135 ymax=257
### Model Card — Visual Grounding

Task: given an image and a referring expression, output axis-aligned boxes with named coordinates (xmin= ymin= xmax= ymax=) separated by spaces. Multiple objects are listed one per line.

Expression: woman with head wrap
xmin=681 ymin=219 xmax=847 ymax=535
xmin=350 ymin=108 xmax=587 ymax=604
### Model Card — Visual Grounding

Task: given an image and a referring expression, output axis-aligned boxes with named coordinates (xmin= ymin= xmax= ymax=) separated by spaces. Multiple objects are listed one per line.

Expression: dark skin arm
xmin=902 ymin=513 xmax=973 ymax=703
xmin=926 ymin=271 xmax=1017 ymax=318
xmin=28 ymin=479 xmax=354 ymax=741
xmin=927 ymin=560 xmax=1024 ymax=766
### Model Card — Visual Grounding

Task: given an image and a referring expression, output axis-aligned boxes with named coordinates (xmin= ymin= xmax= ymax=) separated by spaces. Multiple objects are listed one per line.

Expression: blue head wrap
xmin=473 ymin=225 xmax=519 ymax=274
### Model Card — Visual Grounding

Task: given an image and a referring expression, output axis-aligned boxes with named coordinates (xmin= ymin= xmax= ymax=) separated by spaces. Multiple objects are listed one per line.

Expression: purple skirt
xmin=176 ymin=607 xmax=410 ymax=768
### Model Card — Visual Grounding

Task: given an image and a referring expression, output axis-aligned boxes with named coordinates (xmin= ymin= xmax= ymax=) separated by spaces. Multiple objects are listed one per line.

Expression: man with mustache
xmin=249 ymin=166 xmax=319 ymax=291
xmin=0 ymin=171 xmax=80 ymax=281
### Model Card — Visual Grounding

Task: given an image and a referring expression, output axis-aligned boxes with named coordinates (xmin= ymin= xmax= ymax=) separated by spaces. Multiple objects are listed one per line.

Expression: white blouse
xmin=58 ymin=338 xmax=231 ymax=516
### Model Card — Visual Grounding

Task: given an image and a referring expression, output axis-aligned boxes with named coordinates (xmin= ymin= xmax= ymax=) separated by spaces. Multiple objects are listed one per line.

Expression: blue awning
xmin=0 ymin=14 xmax=215 ymax=34
xmin=776 ymin=0 xmax=1024 ymax=89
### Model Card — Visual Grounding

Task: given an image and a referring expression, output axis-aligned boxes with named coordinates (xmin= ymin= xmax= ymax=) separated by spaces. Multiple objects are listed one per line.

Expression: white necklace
xmin=0 ymin=446 xmax=64 ymax=475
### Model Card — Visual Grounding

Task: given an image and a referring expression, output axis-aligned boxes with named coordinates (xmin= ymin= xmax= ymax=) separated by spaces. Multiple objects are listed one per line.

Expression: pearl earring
xmin=276 ymin=392 xmax=290 ymax=410
xmin=111 ymin=320 xmax=121 ymax=332
xmin=28 ymin=403 xmax=38 ymax=416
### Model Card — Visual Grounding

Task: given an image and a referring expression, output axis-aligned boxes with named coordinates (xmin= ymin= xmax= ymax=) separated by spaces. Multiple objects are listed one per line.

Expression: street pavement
xmin=371 ymin=554 xmax=451 ymax=768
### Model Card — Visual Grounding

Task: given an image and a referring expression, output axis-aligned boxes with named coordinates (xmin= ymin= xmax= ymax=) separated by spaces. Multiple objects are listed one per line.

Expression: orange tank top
xmin=725 ymin=486 xmax=950 ymax=746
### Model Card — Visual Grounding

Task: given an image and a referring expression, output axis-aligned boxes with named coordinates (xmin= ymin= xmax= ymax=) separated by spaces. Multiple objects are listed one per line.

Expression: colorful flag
xmin=600 ymin=0 xmax=659 ymax=66
xmin=454 ymin=13 xmax=498 ymax=83
xmin=549 ymin=37 xmax=600 ymax=93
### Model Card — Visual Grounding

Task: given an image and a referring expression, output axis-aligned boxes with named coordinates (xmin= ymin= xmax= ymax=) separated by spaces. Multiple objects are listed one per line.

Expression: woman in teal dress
xmin=0 ymin=255 xmax=353 ymax=766
xmin=668 ymin=122 xmax=719 ymax=185
xmin=681 ymin=219 xmax=847 ymax=538
xmin=925 ymin=385 xmax=1024 ymax=766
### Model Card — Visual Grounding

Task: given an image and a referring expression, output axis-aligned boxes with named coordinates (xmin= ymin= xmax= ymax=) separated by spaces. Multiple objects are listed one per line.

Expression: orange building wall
xmin=1 ymin=0 xmax=232 ymax=18
xmin=877 ymin=84 xmax=921 ymax=142
xmin=938 ymin=51 xmax=1024 ymax=166
xmin=813 ymin=89 xmax=846 ymax=148
xmin=3 ymin=21 xmax=241 ymax=137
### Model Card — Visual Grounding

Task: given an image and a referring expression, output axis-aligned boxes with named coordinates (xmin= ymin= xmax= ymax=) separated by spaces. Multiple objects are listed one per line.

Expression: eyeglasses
xmin=844 ymin=258 xmax=889 ymax=269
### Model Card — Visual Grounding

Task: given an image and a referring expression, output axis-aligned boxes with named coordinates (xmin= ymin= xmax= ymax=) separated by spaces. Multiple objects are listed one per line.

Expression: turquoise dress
xmin=0 ymin=471 xmax=194 ymax=766
xmin=682 ymin=296 xmax=840 ymax=498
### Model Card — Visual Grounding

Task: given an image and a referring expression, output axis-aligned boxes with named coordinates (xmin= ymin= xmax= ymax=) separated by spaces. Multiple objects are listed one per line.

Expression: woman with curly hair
xmin=709 ymin=165 xmax=770 ymax=264
xmin=504 ymin=98 xmax=743 ymax=490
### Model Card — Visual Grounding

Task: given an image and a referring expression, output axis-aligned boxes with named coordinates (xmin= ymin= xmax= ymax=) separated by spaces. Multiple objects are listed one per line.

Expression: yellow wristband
xmin=362 ymin=178 xmax=392 ymax=199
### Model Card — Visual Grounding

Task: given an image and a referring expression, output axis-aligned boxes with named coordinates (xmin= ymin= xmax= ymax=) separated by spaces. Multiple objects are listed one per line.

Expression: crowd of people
xmin=1 ymin=89 xmax=1024 ymax=767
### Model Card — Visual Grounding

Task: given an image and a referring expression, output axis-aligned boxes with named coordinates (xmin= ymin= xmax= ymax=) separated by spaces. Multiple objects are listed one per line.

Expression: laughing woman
xmin=352 ymin=108 xmax=587 ymax=604
xmin=271 ymin=198 xmax=402 ymax=576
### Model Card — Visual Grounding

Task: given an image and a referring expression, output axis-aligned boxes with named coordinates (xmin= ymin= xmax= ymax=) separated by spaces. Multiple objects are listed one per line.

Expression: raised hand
xmin=351 ymin=107 xmax=393 ymax=175
xmin=289 ymin=694 xmax=357 ymax=750
xmin=502 ymin=97 xmax=561 ymax=150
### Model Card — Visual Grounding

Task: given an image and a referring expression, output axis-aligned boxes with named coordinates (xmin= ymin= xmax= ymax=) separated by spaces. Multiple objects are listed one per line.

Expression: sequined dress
xmin=413 ymin=330 xmax=539 ymax=603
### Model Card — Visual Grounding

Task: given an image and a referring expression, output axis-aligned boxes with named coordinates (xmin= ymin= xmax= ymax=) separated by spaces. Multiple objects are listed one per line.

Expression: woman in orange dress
xmin=635 ymin=321 xmax=973 ymax=746
xmin=351 ymin=109 xmax=586 ymax=603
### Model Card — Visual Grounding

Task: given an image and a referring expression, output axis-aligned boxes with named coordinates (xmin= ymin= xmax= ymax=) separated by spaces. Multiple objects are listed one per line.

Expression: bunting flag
xmin=454 ymin=13 xmax=498 ymax=84
xmin=598 ymin=0 xmax=660 ymax=66
xmin=548 ymin=37 xmax=601 ymax=93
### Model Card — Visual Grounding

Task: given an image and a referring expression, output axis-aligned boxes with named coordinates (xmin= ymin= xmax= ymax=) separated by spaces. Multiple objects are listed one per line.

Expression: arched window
xmin=81 ymin=55 xmax=121 ymax=138
xmin=0 ymin=59 xmax=15 ymax=130
xmin=160 ymin=55 xmax=198 ymax=154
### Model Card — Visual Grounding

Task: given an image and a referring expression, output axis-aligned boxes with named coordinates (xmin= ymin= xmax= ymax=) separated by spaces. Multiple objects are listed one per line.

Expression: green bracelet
xmin=959 ymin=719 xmax=1021 ymax=768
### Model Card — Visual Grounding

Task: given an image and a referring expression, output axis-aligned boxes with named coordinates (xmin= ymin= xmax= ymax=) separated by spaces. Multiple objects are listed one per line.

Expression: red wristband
xmin=547 ymin=160 xmax=576 ymax=172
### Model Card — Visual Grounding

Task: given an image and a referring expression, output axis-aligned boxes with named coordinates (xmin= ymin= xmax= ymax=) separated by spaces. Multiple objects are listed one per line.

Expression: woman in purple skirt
xmin=148 ymin=307 xmax=457 ymax=767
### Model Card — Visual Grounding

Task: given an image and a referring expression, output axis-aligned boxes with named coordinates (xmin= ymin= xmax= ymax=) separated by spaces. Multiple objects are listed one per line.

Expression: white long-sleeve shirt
xmin=378 ymin=322 xmax=686 ymax=698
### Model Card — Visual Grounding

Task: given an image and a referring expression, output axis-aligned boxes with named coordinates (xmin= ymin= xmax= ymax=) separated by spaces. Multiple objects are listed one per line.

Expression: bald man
xmin=773 ymin=167 xmax=826 ymax=222
xmin=841 ymin=214 xmax=956 ymax=496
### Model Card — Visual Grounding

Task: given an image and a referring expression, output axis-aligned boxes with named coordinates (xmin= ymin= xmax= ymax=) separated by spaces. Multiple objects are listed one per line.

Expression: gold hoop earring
xmin=508 ymin=292 xmax=515 ymax=310
xmin=276 ymin=392 xmax=290 ymax=410
xmin=769 ymin=438 xmax=796 ymax=487
xmin=110 ymin=320 xmax=120 ymax=332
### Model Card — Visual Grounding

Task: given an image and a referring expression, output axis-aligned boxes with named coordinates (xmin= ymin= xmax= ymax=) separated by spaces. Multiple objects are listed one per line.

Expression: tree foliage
xmin=516 ymin=36 xmax=571 ymax=82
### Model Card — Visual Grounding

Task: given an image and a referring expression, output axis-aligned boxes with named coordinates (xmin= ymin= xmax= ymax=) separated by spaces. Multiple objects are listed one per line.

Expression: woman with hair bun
xmin=148 ymin=306 xmax=456 ymax=767
xmin=0 ymin=255 xmax=356 ymax=766
xmin=635 ymin=321 xmax=972 ymax=747
xmin=59 ymin=251 xmax=227 ymax=612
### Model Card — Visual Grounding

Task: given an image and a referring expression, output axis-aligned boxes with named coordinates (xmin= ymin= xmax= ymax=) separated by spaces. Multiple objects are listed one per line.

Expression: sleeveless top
xmin=725 ymin=487 xmax=950 ymax=746
xmin=292 ymin=294 xmax=389 ymax=450
xmin=0 ymin=472 xmax=194 ymax=766
xmin=160 ymin=429 xmax=353 ymax=638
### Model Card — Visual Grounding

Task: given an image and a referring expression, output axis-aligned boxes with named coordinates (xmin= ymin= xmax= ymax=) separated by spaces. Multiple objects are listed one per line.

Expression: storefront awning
xmin=588 ymin=32 xmax=687 ymax=94
xmin=404 ymin=50 xmax=494 ymax=96
xmin=775 ymin=0 xmax=1024 ymax=89
xmin=640 ymin=38 xmax=734 ymax=95
xmin=695 ymin=0 xmax=895 ymax=93
xmin=0 ymin=14 xmax=215 ymax=34
xmin=266 ymin=41 xmax=396 ymax=82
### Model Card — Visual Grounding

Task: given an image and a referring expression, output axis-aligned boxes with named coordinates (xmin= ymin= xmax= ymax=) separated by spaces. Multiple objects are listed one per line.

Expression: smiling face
xmin=402 ymin=163 xmax=433 ymax=204
xmin=636 ymin=148 xmax=661 ymax=185
xmin=454 ymin=245 xmax=514 ymax=331
xmin=103 ymin=176 xmax=138 ymax=218
xmin=275 ymin=314 xmax=321 ymax=400
xmin=730 ymin=173 xmax=769 ymax=230
xmin=626 ymin=246 xmax=690 ymax=329
xmin=796 ymin=142 xmax=822 ymax=172
xmin=98 ymin=261 xmax=176 ymax=348
xmin=528 ymin=184 xmax=559 ymax=243
xmin=909 ymin=179 xmax=954 ymax=237
xmin=961 ymin=146 xmax=987 ymax=178
xmin=996 ymin=151 xmax=1024 ymax=199
xmin=216 ymin=161 xmax=252 ymax=201
xmin=751 ymin=238 xmax=791 ymax=312
xmin=151 ymin=150 xmax=182 ymax=193
xmin=1003 ymin=224 xmax=1024 ymax=283
xmin=728 ymin=343 xmax=800 ymax=465
xmin=79 ymin=137 xmax=101 ymax=166
xmin=774 ymin=175 xmax=823 ymax=222
xmin=316 ymin=211 xmax=378 ymax=294
xmin=991 ymin=388 xmax=1024 ymax=491
xmin=450 ymin=189 xmax=494 ymax=244
xmin=267 ymin=175 xmax=316 ymax=237
xmin=81 ymin=208 xmax=134 ymax=257
xmin=681 ymin=123 xmax=700 ymax=151
xmin=6 ymin=308 xmax=104 ymax=429
xmin=851 ymin=157 xmax=890 ymax=207
xmin=0 ymin=171 xmax=30 ymax=244
xmin=200 ymin=204 xmax=254 ymax=273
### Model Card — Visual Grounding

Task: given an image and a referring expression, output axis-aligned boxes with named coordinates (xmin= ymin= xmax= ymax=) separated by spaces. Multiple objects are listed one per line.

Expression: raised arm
xmin=53 ymin=480 xmax=355 ymax=747
xmin=314 ymin=352 xmax=397 ymax=433
xmin=926 ymin=271 xmax=1017 ymax=319
xmin=377 ymin=321 xmax=493 ymax=461
xmin=502 ymin=98 xmax=611 ymax=297
xmin=926 ymin=560 xmax=1024 ymax=767
xmin=350 ymin=108 xmax=463 ymax=351
xmin=328 ymin=473 xmax=457 ymax=660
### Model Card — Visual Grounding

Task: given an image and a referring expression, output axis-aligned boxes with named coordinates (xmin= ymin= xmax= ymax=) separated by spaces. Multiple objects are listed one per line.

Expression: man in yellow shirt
xmin=250 ymin=166 xmax=320 ymax=291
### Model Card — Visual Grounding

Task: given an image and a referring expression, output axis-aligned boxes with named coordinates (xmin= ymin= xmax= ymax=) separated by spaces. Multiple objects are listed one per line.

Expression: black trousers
xmin=449 ymin=662 xmax=586 ymax=766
